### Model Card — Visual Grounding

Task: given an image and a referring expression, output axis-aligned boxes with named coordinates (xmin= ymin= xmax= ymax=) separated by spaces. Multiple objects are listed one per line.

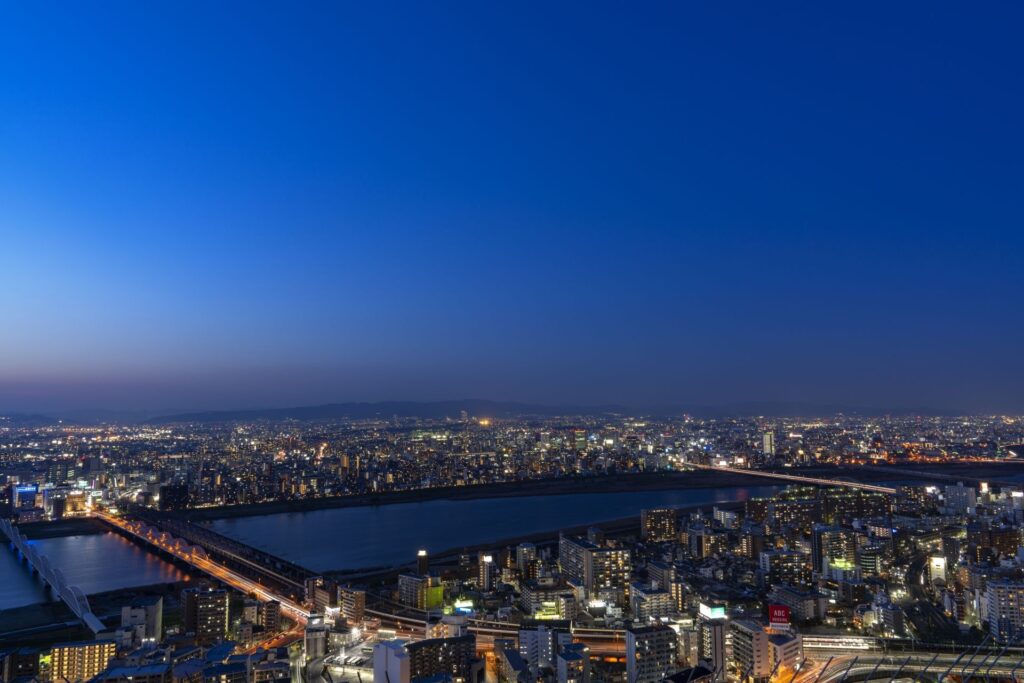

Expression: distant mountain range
xmin=1 ymin=400 xmax=970 ymax=426
xmin=0 ymin=413 xmax=67 ymax=427
xmin=145 ymin=399 xmax=964 ymax=424
xmin=146 ymin=400 xmax=629 ymax=424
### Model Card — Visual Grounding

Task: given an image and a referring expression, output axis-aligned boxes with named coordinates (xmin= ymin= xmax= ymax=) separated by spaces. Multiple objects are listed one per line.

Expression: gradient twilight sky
xmin=2 ymin=2 xmax=1023 ymax=415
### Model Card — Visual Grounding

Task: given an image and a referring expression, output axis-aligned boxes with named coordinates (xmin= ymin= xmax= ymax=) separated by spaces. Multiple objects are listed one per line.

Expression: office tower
xmin=626 ymin=624 xmax=677 ymax=683
xmin=698 ymin=604 xmax=727 ymax=681
xmin=339 ymin=586 xmax=366 ymax=623
xmin=641 ymin=508 xmax=678 ymax=542
xmin=557 ymin=643 xmax=591 ymax=683
xmin=519 ymin=620 xmax=572 ymax=672
xmin=759 ymin=550 xmax=812 ymax=590
xmin=182 ymin=587 xmax=229 ymax=645
xmin=120 ymin=595 xmax=163 ymax=644
xmin=478 ymin=552 xmax=496 ymax=591
xmin=417 ymin=549 xmax=430 ymax=575
xmin=50 ymin=640 xmax=117 ymax=683
xmin=374 ymin=640 xmax=412 ymax=683
xmin=988 ymin=581 xmax=1024 ymax=643
xmin=762 ymin=432 xmax=775 ymax=457
xmin=261 ymin=600 xmax=281 ymax=634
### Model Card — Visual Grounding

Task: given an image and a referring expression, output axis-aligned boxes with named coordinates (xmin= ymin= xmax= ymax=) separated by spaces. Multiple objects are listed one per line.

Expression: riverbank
xmin=17 ymin=517 xmax=106 ymax=540
xmin=182 ymin=471 xmax=763 ymax=521
xmin=0 ymin=579 xmax=197 ymax=647
xmin=325 ymin=500 xmax=746 ymax=582
xmin=183 ymin=461 xmax=1024 ymax=522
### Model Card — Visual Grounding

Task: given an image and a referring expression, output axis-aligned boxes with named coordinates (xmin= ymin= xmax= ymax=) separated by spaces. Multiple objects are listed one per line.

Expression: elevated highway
xmin=686 ymin=463 xmax=898 ymax=494
xmin=803 ymin=650 xmax=1024 ymax=683
xmin=95 ymin=511 xmax=311 ymax=624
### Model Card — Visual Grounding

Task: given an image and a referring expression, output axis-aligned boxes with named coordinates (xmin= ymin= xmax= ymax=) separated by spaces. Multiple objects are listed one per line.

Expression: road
xmin=95 ymin=511 xmax=311 ymax=624
xmin=685 ymin=464 xmax=898 ymax=494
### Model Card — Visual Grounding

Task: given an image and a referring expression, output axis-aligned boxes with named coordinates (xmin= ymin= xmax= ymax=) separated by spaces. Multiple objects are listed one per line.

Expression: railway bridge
xmin=0 ymin=518 xmax=105 ymax=633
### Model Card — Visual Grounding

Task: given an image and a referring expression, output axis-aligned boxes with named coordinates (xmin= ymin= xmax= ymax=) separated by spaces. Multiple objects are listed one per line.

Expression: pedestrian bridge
xmin=0 ymin=518 xmax=105 ymax=633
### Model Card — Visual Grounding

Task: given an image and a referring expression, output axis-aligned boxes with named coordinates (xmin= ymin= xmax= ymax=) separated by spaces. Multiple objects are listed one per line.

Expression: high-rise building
xmin=305 ymin=614 xmax=329 ymax=660
xmin=406 ymin=634 xmax=480 ymax=683
xmin=762 ymin=432 xmax=775 ymax=457
xmin=398 ymin=574 xmax=443 ymax=609
xmin=641 ymin=509 xmax=678 ymax=542
xmin=50 ymin=640 xmax=117 ymax=683
xmin=573 ymin=429 xmax=588 ymax=453
xmin=631 ymin=583 xmax=675 ymax=621
xmin=519 ymin=620 xmax=572 ymax=673
xmin=811 ymin=525 xmax=858 ymax=574
xmin=158 ymin=483 xmax=189 ymax=511
xmin=478 ymin=552 xmax=496 ymax=591
xmin=944 ymin=482 xmax=978 ymax=514
xmin=0 ymin=648 xmax=40 ymax=682
xmin=516 ymin=543 xmax=537 ymax=577
xmin=730 ymin=621 xmax=771 ymax=683
xmin=261 ymin=600 xmax=281 ymax=634
xmin=759 ymin=550 xmax=812 ymax=590
xmin=988 ymin=581 xmax=1024 ymax=643
xmin=374 ymin=640 xmax=411 ymax=683
xmin=182 ymin=587 xmax=229 ymax=645
xmin=626 ymin=624 xmax=677 ymax=683
xmin=557 ymin=643 xmax=591 ymax=683
xmin=698 ymin=604 xmax=727 ymax=681
xmin=417 ymin=549 xmax=430 ymax=575
xmin=339 ymin=587 xmax=366 ymax=623
xmin=558 ymin=534 xmax=631 ymax=602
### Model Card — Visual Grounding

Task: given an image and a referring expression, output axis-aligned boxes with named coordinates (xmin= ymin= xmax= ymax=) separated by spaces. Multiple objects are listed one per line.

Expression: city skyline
xmin=4 ymin=3 xmax=1024 ymax=414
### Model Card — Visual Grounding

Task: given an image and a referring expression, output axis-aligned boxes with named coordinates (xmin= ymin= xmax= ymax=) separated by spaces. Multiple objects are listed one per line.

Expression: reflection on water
xmin=211 ymin=485 xmax=783 ymax=572
xmin=0 ymin=532 xmax=189 ymax=611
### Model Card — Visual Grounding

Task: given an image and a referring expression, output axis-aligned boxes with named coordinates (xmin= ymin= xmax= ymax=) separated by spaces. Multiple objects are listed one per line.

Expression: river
xmin=0 ymin=532 xmax=190 ymax=611
xmin=208 ymin=484 xmax=782 ymax=572
xmin=1 ymin=484 xmax=781 ymax=611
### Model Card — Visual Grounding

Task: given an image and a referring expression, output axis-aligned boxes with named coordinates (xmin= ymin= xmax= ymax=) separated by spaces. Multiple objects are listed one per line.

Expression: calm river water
xmin=209 ymin=485 xmax=782 ymax=572
xmin=0 ymin=532 xmax=189 ymax=611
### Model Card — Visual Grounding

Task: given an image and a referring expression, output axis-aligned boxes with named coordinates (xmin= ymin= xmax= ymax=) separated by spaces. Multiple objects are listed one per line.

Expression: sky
xmin=2 ymin=2 xmax=1023 ymax=416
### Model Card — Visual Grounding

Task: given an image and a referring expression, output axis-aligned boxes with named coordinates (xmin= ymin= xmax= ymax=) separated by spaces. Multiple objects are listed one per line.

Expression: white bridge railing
xmin=0 ymin=518 xmax=105 ymax=633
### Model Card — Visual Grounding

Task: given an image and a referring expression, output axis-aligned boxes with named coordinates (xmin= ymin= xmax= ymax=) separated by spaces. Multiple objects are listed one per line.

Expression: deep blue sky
xmin=2 ymin=2 xmax=1023 ymax=415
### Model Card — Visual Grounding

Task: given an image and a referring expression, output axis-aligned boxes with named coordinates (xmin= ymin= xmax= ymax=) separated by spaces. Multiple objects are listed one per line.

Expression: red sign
xmin=769 ymin=604 xmax=791 ymax=627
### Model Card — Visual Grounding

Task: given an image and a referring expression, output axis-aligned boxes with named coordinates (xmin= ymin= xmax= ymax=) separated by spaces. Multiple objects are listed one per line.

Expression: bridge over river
xmin=0 ymin=518 xmax=104 ymax=633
